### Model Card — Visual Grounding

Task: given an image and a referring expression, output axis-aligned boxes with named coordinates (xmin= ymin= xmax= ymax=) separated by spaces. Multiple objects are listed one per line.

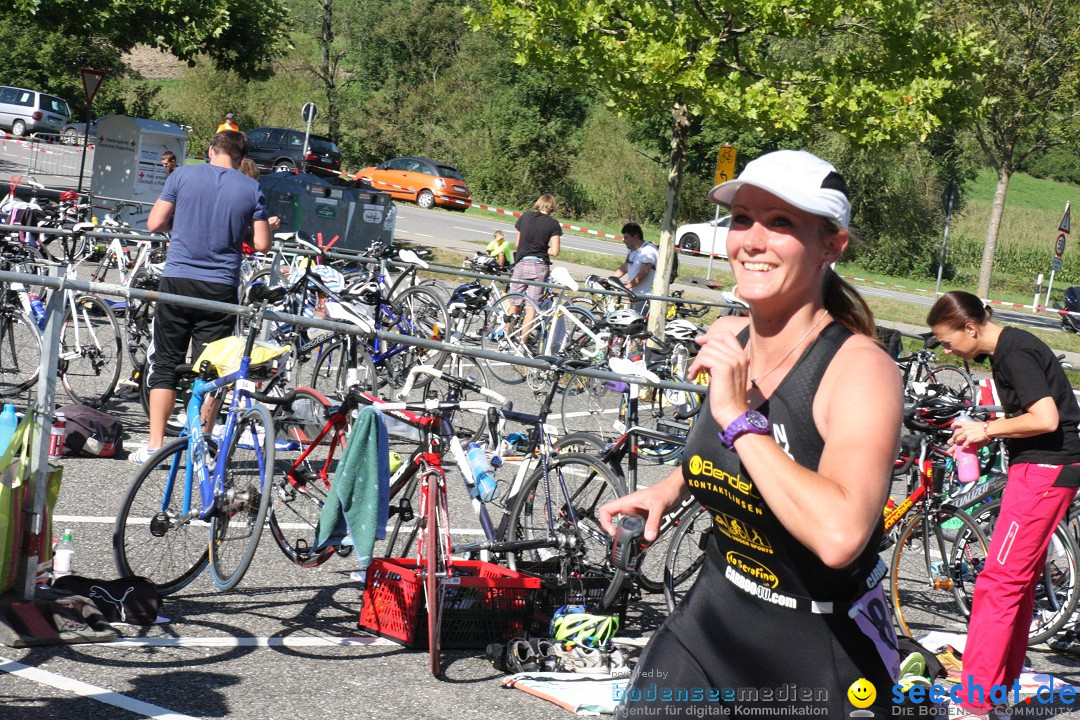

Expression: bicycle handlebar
xmin=396 ymin=365 xmax=508 ymax=406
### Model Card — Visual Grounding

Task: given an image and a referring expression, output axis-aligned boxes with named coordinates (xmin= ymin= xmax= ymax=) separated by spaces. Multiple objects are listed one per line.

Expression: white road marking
xmin=0 ymin=655 xmax=200 ymax=720
xmin=454 ymin=227 xmax=490 ymax=235
xmin=105 ymin=636 xmax=397 ymax=648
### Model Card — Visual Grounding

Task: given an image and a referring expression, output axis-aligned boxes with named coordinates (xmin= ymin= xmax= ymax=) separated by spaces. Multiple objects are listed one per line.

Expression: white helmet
xmin=665 ymin=318 xmax=700 ymax=341
xmin=606 ymin=307 xmax=647 ymax=336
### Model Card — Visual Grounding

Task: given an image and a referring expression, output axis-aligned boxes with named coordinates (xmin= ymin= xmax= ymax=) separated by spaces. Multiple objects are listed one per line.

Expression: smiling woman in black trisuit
xmin=600 ymin=150 xmax=902 ymax=718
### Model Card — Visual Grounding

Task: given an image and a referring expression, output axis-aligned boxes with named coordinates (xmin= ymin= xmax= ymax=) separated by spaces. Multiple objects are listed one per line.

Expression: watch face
xmin=746 ymin=411 xmax=769 ymax=430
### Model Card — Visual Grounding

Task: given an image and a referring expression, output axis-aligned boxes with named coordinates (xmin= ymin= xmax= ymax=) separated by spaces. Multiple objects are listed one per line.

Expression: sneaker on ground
xmin=128 ymin=446 xmax=155 ymax=465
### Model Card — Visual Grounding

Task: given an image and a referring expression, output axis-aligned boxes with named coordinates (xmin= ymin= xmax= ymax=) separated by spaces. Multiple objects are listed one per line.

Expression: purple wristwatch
xmin=719 ymin=410 xmax=771 ymax=450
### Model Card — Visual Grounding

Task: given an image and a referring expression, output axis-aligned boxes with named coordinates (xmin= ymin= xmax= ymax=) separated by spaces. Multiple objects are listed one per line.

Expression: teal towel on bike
xmin=314 ymin=406 xmax=390 ymax=569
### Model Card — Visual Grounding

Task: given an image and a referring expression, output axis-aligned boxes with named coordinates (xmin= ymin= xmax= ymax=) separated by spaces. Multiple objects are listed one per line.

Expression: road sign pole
xmin=76 ymin=109 xmax=90 ymax=192
xmin=1046 ymin=270 xmax=1057 ymax=308
xmin=300 ymin=102 xmax=317 ymax=175
xmin=77 ymin=69 xmax=105 ymax=193
xmin=935 ymin=180 xmax=958 ymax=296
xmin=706 ymin=205 xmax=721 ymax=281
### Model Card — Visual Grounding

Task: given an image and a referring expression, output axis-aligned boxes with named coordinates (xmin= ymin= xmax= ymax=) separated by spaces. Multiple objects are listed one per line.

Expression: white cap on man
xmin=708 ymin=150 xmax=851 ymax=230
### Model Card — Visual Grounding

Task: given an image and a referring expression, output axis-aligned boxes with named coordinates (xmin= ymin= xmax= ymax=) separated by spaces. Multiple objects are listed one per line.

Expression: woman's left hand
xmin=950 ymin=419 xmax=988 ymax=448
xmin=687 ymin=323 xmax=750 ymax=428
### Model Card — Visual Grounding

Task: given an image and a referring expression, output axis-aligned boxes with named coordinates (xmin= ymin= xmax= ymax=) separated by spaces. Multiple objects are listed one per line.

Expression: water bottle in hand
xmin=954 ymin=412 xmax=980 ymax=484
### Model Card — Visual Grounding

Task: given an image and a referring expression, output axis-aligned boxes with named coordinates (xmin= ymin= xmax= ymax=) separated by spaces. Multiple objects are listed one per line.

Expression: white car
xmin=676 ymin=215 xmax=730 ymax=258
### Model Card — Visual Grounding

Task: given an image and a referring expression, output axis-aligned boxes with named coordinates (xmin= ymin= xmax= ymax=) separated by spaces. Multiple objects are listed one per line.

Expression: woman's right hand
xmin=599 ymin=472 xmax=686 ymax=542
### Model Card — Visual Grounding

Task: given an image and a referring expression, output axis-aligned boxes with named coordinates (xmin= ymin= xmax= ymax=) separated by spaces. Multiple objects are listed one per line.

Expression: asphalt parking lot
xmin=4 ymin=275 xmax=1080 ymax=720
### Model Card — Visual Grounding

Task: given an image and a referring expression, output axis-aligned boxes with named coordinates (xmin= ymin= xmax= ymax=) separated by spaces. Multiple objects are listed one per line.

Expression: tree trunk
xmin=977 ymin=167 xmax=1011 ymax=297
xmin=647 ymin=99 xmax=691 ymax=339
xmin=321 ymin=0 xmax=339 ymax=140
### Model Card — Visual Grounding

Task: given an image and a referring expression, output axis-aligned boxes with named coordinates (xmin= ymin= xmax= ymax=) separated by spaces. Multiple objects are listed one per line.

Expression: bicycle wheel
xmin=964 ymin=498 xmax=1079 ymax=644
xmin=113 ymin=438 xmax=209 ymax=595
xmin=559 ymin=372 xmax=623 ymax=438
xmin=125 ymin=269 xmax=158 ymax=370
xmin=664 ymin=502 xmax=711 ymax=611
xmin=553 ymin=432 xmax=615 ymax=459
xmin=424 ymin=468 xmax=449 ymax=676
xmin=891 ymin=507 xmax=988 ymax=638
xmin=310 ymin=337 xmax=379 ymax=401
xmin=505 ymin=452 xmax=626 ymax=582
xmin=209 ymin=404 xmax=276 ymax=591
xmin=383 ymin=471 xmax=421 ymax=557
xmin=429 ymin=351 xmax=489 ymax=441
xmin=391 ymin=285 xmax=450 ymax=381
xmin=269 ymin=388 xmax=343 ymax=567
xmin=0 ymin=307 xmax=41 ymax=397
xmin=481 ymin=292 xmax=543 ymax=385
xmin=555 ymin=305 xmax=602 ymax=364
xmin=59 ymin=293 xmax=122 ymax=407
xmin=925 ymin=364 xmax=976 ymax=403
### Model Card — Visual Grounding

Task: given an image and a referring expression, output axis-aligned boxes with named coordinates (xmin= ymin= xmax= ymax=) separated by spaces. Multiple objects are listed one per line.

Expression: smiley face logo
xmin=689 ymin=455 xmax=703 ymax=475
xmin=847 ymin=678 xmax=876 ymax=709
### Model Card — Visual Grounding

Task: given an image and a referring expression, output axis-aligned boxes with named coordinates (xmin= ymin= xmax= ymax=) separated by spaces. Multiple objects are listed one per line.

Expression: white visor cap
xmin=708 ymin=150 xmax=850 ymax=231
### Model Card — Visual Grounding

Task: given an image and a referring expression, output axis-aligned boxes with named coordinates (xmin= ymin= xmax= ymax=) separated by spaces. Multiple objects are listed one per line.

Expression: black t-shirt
xmin=991 ymin=326 xmax=1080 ymax=465
xmin=514 ymin=211 xmax=561 ymax=262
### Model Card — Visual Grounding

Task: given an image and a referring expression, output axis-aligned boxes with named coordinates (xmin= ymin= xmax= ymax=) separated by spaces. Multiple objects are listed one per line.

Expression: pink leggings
xmin=957 ymin=462 xmax=1077 ymax=712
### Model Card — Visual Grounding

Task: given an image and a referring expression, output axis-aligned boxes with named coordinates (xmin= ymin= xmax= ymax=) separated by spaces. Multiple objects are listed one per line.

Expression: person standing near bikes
xmin=610 ymin=221 xmax=657 ymax=313
xmin=929 ymin=291 xmax=1080 ymax=719
xmin=134 ymin=130 xmax=271 ymax=464
xmin=600 ymin=150 xmax=902 ymax=718
xmin=502 ymin=194 xmax=561 ymax=344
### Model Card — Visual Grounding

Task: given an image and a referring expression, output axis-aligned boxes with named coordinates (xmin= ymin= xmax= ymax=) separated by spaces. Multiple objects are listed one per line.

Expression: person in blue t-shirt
xmin=133 ymin=130 xmax=270 ymax=464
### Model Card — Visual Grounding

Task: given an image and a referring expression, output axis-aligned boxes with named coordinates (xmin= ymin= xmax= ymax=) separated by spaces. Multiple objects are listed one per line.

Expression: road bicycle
xmin=896 ymin=330 xmax=976 ymax=403
xmin=112 ymin=285 xmax=290 ymax=594
xmin=0 ymin=238 xmax=44 ymax=398
xmin=481 ymin=266 xmax=607 ymax=388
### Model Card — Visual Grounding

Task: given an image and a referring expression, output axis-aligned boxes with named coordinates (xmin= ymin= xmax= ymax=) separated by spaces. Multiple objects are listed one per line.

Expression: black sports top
xmin=681 ymin=322 xmax=886 ymax=603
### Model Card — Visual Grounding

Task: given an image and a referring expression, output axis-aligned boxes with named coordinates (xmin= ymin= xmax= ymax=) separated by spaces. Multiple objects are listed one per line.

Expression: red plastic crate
xmin=358 ymin=558 xmax=541 ymax=649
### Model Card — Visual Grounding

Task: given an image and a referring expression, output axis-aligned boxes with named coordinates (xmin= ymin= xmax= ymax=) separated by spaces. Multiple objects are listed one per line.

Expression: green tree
xmin=942 ymin=0 xmax=1080 ymax=297
xmin=471 ymin=0 xmax=988 ymax=334
xmin=9 ymin=0 xmax=290 ymax=79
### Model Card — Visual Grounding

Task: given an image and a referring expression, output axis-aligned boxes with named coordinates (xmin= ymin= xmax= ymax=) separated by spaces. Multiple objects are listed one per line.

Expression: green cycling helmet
xmin=550 ymin=605 xmax=619 ymax=648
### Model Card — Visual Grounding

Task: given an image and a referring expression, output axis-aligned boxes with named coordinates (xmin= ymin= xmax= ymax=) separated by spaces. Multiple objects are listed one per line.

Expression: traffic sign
xmin=1060 ymin=201 xmax=1071 ymax=234
xmin=80 ymin=68 xmax=106 ymax=107
xmin=1056 ymin=233 xmax=1067 ymax=258
xmin=714 ymin=145 xmax=737 ymax=185
xmin=301 ymin=102 xmax=318 ymax=123
xmin=1053 ymin=256 xmax=1064 ymax=272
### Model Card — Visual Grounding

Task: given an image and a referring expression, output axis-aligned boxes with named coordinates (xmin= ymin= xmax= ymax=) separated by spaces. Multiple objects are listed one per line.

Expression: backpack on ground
xmin=56 ymin=404 xmax=123 ymax=457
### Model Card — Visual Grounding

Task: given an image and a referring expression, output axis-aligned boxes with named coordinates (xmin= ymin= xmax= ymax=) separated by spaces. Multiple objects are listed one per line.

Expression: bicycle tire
xmin=59 ymin=293 xmax=122 ymax=407
xmin=964 ymin=498 xmax=1080 ymax=645
xmin=125 ymin=269 xmax=157 ymax=370
xmin=0 ymin=307 xmax=41 ymax=397
xmin=891 ymin=507 xmax=988 ymax=638
xmin=430 ymin=351 xmax=490 ymax=442
xmin=113 ymin=438 xmax=210 ymax=595
xmin=481 ymin=292 xmax=543 ymax=385
xmin=268 ymin=387 xmax=342 ymax=567
xmin=139 ymin=362 xmax=200 ymax=438
xmin=209 ymin=404 xmax=276 ymax=590
xmin=663 ymin=502 xmax=711 ymax=611
xmin=424 ymin=468 xmax=447 ymax=676
xmin=559 ymin=372 xmax=623 ymax=438
xmin=925 ymin=364 xmax=976 ymax=404
xmin=553 ymin=432 xmax=616 ymax=461
xmin=310 ymin=337 xmax=379 ymax=401
xmin=505 ymin=452 xmax=626 ymax=587
xmin=391 ymin=285 xmax=451 ymax=383
xmin=383 ymin=471 xmax=421 ymax=557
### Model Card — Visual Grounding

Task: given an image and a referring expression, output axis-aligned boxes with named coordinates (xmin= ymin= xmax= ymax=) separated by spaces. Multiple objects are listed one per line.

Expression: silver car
xmin=0 ymin=86 xmax=71 ymax=137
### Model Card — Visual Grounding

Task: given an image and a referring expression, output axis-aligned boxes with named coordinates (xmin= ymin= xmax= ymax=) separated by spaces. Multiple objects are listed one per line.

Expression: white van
xmin=0 ymin=86 xmax=71 ymax=137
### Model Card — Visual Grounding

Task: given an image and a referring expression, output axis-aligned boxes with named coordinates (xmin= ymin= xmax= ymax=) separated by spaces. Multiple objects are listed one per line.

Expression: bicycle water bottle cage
xmin=389 ymin=497 xmax=414 ymax=523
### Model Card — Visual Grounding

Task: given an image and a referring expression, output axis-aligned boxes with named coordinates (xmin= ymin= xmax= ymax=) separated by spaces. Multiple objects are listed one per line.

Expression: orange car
xmin=354 ymin=156 xmax=471 ymax=210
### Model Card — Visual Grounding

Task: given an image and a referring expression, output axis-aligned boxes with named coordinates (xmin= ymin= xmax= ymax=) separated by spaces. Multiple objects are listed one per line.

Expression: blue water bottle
xmin=466 ymin=443 xmax=499 ymax=502
xmin=28 ymin=294 xmax=46 ymax=330
xmin=0 ymin=404 xmax=18 ymax=455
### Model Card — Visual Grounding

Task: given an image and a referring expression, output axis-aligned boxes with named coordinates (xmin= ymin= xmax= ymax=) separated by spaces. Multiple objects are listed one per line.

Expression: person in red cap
xmin=216 ymin=113 xmax=239 ymax=133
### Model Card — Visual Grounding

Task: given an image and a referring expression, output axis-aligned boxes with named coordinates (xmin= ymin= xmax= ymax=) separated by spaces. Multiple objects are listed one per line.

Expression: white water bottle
xmin=954 ymin=412 xmax=980 ymax=484
xmin=53 ymin=528 xmax=75 ymax=579
xmin=466 ymin=443 xmax=498 ymax=502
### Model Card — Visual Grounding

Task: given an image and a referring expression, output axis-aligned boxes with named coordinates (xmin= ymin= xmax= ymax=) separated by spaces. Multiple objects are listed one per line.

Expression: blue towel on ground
xmin=314 ymin=405 xmax=390 ymax=570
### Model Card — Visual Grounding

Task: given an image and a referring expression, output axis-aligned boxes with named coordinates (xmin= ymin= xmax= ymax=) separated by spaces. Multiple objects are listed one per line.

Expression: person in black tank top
xmin=599 ymin=151 xmax=903 ymax=718
xmin=929 ymin=292 xmax=1080 ymax=718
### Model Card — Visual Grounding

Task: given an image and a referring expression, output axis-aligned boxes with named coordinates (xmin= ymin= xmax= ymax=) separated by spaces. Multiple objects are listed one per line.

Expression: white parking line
xmin=106 ymin=636 xmax=397 ymax=648
xmin=453 ymin=227 xmax=490 ymax=235
xmin=0 ymin=655 xmax=200 ymax=720
xmin=53 ymin=515 xmax=489 ymax=535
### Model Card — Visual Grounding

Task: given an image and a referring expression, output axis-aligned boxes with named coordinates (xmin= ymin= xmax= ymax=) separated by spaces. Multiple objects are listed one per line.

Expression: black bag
xmin=57 ymin=403 xmax=123 ymax=457
xmin=50 ymin=575 xmax=160 ymax=625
